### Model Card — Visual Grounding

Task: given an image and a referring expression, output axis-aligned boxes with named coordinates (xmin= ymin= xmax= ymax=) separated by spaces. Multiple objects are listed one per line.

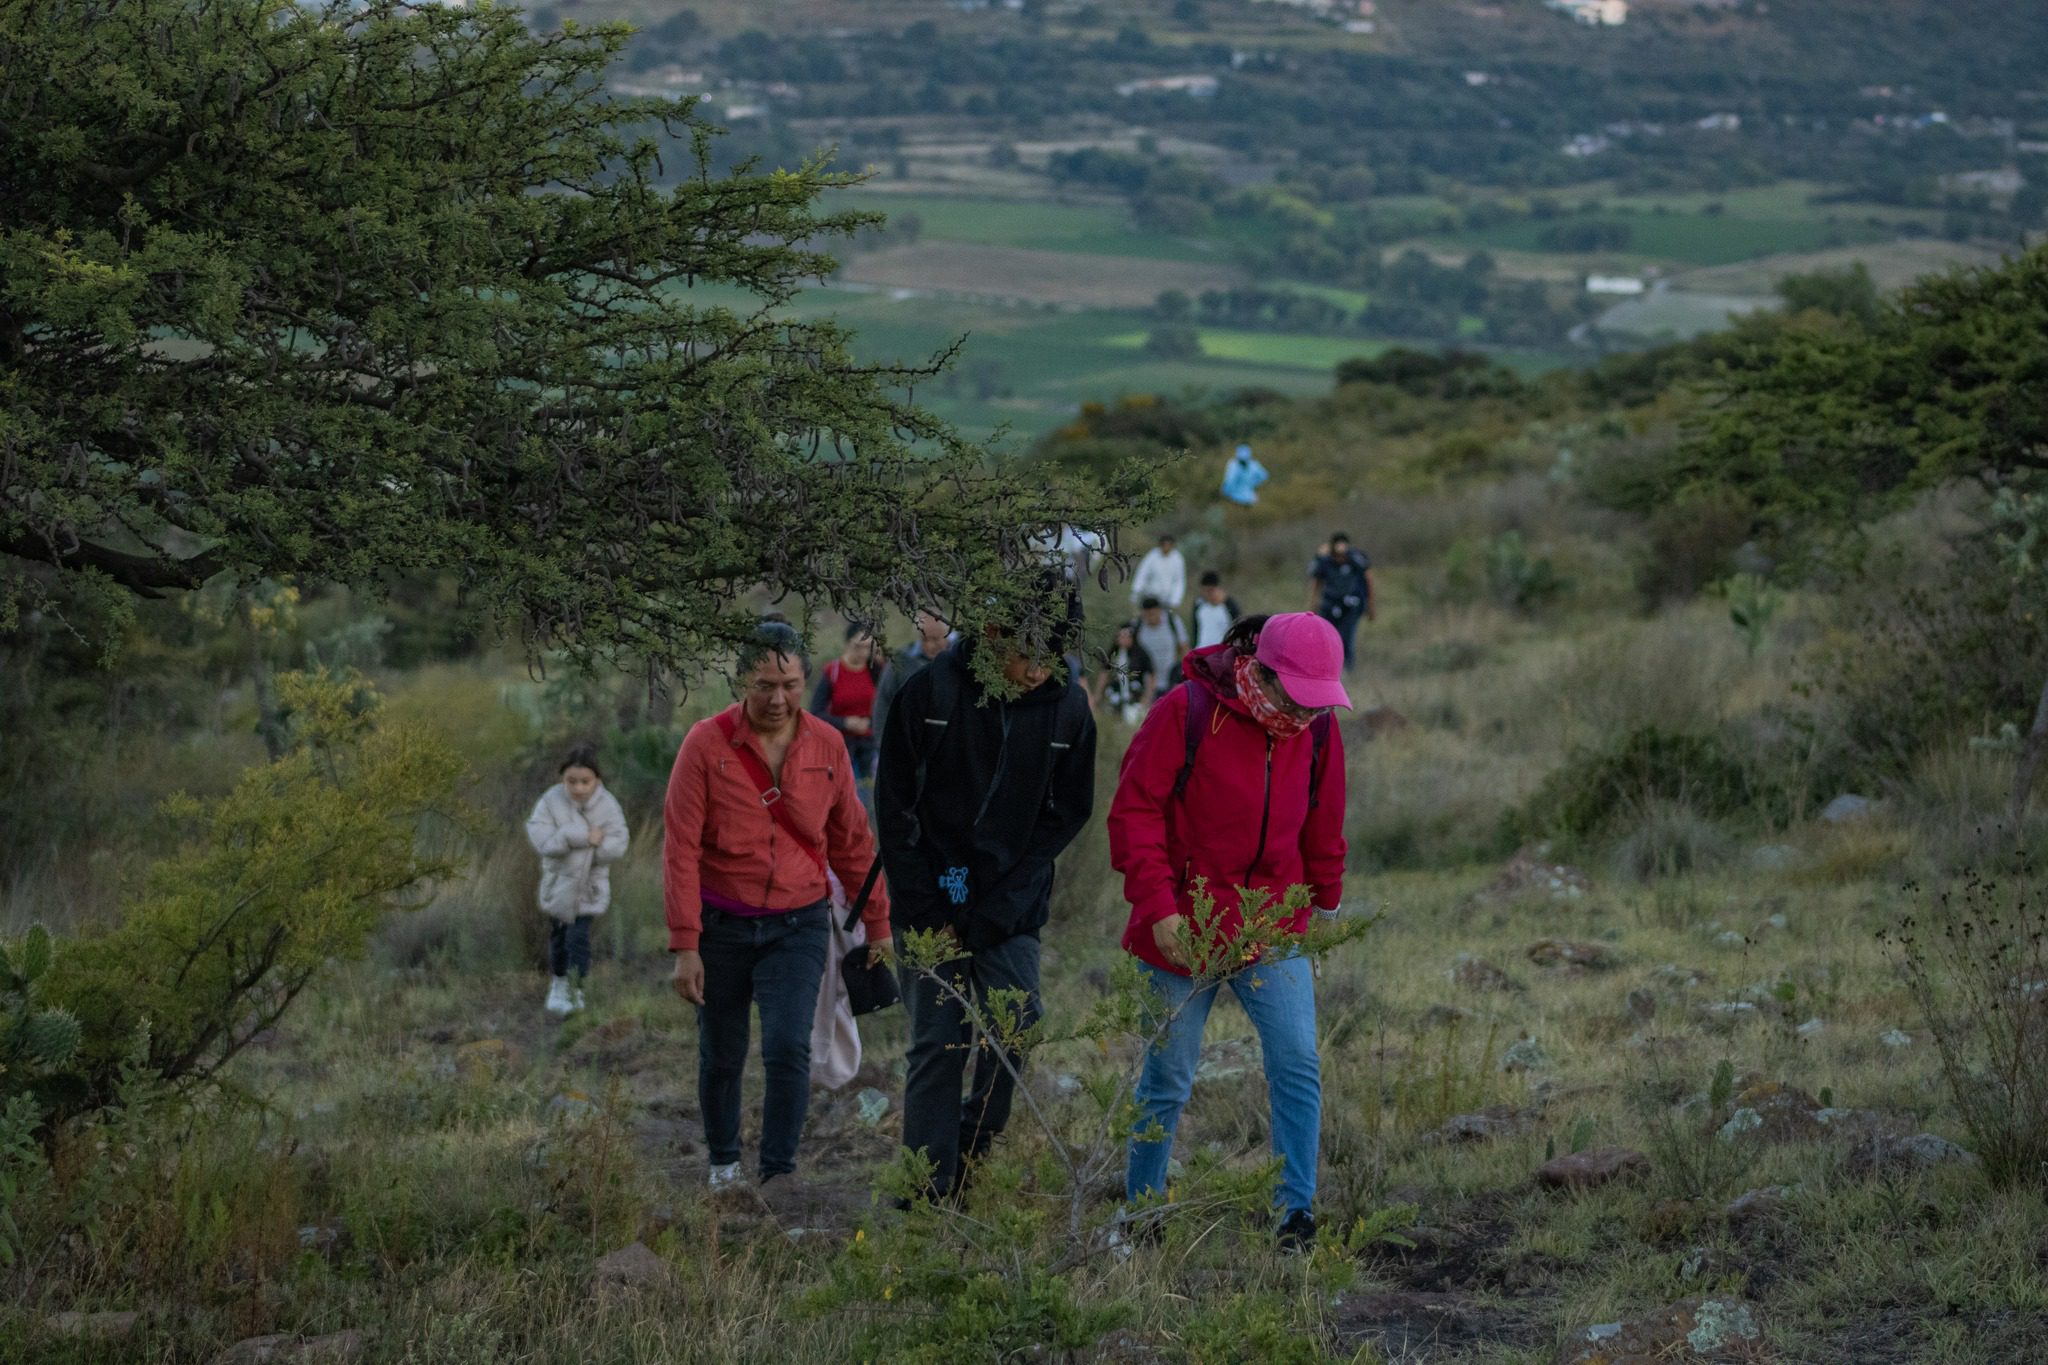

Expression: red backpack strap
xmin=716 ymin=710 xmax=828 ymax=877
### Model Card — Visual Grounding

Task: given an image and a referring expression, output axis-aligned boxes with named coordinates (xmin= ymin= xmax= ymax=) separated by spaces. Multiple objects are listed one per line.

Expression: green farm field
xmin=830 ymin=191 xmax=1220 ymax=264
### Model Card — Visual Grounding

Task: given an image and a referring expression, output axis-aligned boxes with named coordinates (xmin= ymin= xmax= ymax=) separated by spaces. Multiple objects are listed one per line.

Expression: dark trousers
xmin=1326 ymin=604 xmax=1364 ymax=672
xmin=697 ymin=902 xmax=830 ymax=1179
xmin=548 ymin=916 xmax=593 ymax=978
xmin=896 ymin=931 xmax=1042 ymax=1199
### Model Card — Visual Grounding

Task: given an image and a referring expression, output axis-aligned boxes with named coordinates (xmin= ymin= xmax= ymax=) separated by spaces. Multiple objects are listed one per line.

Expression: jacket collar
xmin=1183 ymin=643 xmax=1254 ymax=718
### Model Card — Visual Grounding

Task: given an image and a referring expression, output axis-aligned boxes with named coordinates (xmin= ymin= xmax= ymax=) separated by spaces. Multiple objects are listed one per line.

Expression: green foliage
xmin=0 ymin=0 xmax=1145 ymax=684
xmin=1513 ymin=727 xmax=1777 ymax=848
xmin=0 ymin=925 xmax=84 ymax=1117
xmin=42 ymin=672 xmax=467 ymax=1109
xmin=1776 ymin=262 xmax=1882 ymax=327
xmin=1883 ymin=873 xmax=2048 ymax=1187
xmin=1722 ymin=572 xmax=1785 ymax=658
xmin=1445 ymin=530 xmax=1569 ymax=613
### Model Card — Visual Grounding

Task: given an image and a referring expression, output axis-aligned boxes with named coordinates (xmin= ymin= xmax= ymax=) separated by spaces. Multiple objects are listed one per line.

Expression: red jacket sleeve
xmin=1301 ymin=721 xmax=1348 ymax=911
xmin=1108 ymin=687 xmax=1188 ymax=931
xmin=663 ymin=723 xmax=712 ymax=952
xmin=824 ymin=744 xmax=891 ymax=945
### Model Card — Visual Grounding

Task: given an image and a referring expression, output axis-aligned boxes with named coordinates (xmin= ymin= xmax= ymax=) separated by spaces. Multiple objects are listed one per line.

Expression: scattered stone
xmin=1728 ymin=1081 xmax=1823 ymax=1141
xmin=1625 ymin=989 xmax=1657 ymax=1023
xmin=453 ymin=1038 xmax=518 ymax=1080
xmin=1194 ymin=1036 xmax=1259 ymax=1084
xmin=1527 ymin=939 xmax=1616 ymax=970
xmin=1748 ymin=843 xmax=1803 ymax=873
xmin=1553 ymin=1297 xmax=1760 ymax=1364
xmin=296 ymin=1223 xmax=347 ymax=1256
xmin=45 ymin=1310 xmax=140 ymax=1341
xmin=548 ymin=1090 xmax=598 ymax=1121
xmin=1846 ymin=1133 xmax=1979 ymax=1177
xmin=1450 ymin=954 xmax=1521 ymax=993
xmin=1500 ymin=1036 xmax=1550 ymax=1073
xmin=1796 ymin=1017 xmax=1825 ymax=1038
xmin=1879 ymin=1028 xmax=1913 ymax=1049
xmin=854 ymin=1087 xmax=890 ymax=1124
xmin=1760 ymin=911 xmax=1789 ymax=932
xmin=1724 ymin=1186 xmax=1792 ymax=1226
xmin=1046 ymin=1072 xmax=1082 ymax=1098
xmin=1653 ymin=964 xmax=1713 ymax=989
xmin=1425 ymin=1105 xmax=1531 ymax=1144
xmin=1485 ymin=845 xmax=1591 ymax=901
xmin=1717 ymin=1108 xmax=1763 ymax=1143
xmin=1821 ymin=793 xmax=1873 ymax=824
xmin=1697 ymin=1000 xmax=1758 ymax=1022
xmin=1712 ymin=929 xmax=1748 ymax=948
xmin=1420 ymin=1003 xmax=1474 ymax=1029
xmin=593 ymin=1242 xmax=667 ymax=1290
xmin=1537 ymin=1145 xmax=1648 ymax=1190
xmin=209 ymin=1331 xmax=365 ymax=1365
xmin=1359 ymin=705 xmax=1411 ymax=738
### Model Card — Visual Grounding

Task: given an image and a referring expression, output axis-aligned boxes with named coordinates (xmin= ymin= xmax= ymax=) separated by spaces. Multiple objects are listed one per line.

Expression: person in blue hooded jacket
xmin=1220 ymin=444 xmax=1269 ymax=507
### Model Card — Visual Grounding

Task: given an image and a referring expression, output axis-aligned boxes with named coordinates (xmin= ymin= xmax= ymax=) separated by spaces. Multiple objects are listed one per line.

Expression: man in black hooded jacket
xmin=875 ymin=628 xmax=1096 ymax=1200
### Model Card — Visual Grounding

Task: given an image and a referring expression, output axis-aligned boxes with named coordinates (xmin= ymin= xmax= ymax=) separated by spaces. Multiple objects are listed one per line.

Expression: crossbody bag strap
xmin=716 ymin=710 xmax=829 ymax=879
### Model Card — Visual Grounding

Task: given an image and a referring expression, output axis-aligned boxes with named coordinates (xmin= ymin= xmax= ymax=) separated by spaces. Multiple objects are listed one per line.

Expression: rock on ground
xmin=1451 ymin=954 xmax=1522 ymax=993
xmin=1425 ymin=1106 xmax=1534 ymax=1145
xmin=593 ymin=1242 xmax=668 ymax=1290
xmin=45 ymin=1310 xmax=141 ymax=1340
xmin=1846 ymin=1132 xmax=1979 ymax=1177
xmin=1528 ymin=939 xmax=1617 ymax=970
xmin=1485 ymin=846 xmax=1591 ymax=901
xmin=209 ymin=1331 xmax=365 ymax=1365
xmin=1538 ymin=1146 xmax=1649 ymax=1191
xmin=1553 ymin=1297 xmax=1762 ymax=1364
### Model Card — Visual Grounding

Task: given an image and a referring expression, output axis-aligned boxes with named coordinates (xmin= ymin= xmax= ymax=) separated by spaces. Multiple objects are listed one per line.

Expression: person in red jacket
xmin=1107 ymin=612 xmax=1350 ymax=1253
xmin=664 ymin=620 xmax=891 ymax=1192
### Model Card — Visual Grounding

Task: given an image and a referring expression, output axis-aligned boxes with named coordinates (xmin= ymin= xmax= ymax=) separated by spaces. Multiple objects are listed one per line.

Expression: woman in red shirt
xmin=810 ymin=623 xmax=883 ymax=786
xmin=664 ymin=621 xmax=891 ymax=1191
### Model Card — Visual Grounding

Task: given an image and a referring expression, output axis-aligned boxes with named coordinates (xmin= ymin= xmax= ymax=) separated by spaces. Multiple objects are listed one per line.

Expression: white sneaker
xmin=544 ymin=976 xmax=572 ymax=1016
xmin=571 ymin=984 xmax=587 ymax=1014
xmin=708 ymin=1162 xmax=743 ymax=1191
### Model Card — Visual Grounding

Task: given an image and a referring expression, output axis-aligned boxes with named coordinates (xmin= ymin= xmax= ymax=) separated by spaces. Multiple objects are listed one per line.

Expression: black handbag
xmin=839 ymin=860 xmax=900 ymax=1016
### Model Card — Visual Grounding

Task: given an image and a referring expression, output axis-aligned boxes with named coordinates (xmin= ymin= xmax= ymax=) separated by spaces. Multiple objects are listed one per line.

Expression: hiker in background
xmin=1091 ymin=622 xmax=1157 ymax=726
xmin=1107 ymin=613 xmax=1351 ymax=1254
xmin=1129 ymin=533 xmax=1187 ymax=611
xmin=1189 ymin=570 xmax=1242 ymax=650
xmin=811 ymin=623 xmax=884 ymax=787
xmin=1307 ymin=531 xmax=1375 ymax=674
xmin=1220 ymin=443 xmax=1269 ymax=507
xmin=875 ymin=609 xmax=955 ymax=748
xmin=664 ymin=621 xmax=891 ymax=1191
xmin=875 ymin=587 xmax=1097 ymax=1202
xmin=1133 ymin=595 xmax=1189 ymax=690
xmin=525 ymin=744 xmax=629 ymax=1017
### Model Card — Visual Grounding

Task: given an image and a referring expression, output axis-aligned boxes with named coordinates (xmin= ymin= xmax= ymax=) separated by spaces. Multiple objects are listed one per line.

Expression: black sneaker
xmin=1276 ymin=1209 xmax=1317 ymax=1255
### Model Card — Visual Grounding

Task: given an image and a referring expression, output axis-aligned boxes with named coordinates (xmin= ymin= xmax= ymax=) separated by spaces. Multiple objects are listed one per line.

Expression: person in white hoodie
xmin=525 ymin=744 xmax=629 ymax=1015
xmin=1129 ymin=534 xmax=1187 ymax=610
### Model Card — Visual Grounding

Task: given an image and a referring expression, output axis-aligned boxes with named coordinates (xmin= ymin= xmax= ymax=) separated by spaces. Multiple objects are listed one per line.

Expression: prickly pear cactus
xmin=2 ymin=924 xmax=83 ymax=1097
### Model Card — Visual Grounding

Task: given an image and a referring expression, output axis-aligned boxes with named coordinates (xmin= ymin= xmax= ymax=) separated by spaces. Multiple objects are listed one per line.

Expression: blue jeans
xmin=697 ymin=902 xmax=830 ymax=1179
xmin=1125 ymin=955 xmax=1321 ymax=1216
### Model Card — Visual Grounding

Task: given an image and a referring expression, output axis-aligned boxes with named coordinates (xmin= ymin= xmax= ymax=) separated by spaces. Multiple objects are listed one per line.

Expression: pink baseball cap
xmin=1256 ymin=613 xmax=1353 ymax=711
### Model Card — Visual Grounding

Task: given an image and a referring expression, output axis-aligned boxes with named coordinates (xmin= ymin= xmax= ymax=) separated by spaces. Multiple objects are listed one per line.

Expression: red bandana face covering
xmin=1234 ymin=652 xmax=1311 ymax=741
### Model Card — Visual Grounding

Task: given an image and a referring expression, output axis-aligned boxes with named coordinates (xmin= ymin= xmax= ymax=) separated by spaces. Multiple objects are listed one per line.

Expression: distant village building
xmin=1695 ymin=112 xmax=1742 ymax=132
xmin=1586 ymin=274 xmax=1647 ymax=295
xmin=1115 ymin=75 xmax=1220 ymax=98
xmin=1562 ymin=133 xmax=1612 ymax=158
xmin=1544 ymin=0 xmax=1627 ymax=26
xmin=1943 ymin=168 xmax=2027 ymax=195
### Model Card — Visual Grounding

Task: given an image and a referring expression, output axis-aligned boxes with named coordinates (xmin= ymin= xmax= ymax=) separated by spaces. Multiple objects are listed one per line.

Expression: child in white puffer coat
xmin=525 ymin=744 xmax=628 ymax=1015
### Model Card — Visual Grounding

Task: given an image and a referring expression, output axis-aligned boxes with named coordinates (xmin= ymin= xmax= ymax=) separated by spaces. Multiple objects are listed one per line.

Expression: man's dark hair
xmin=1139 ymin=595 xmax=1162 ymax=611
xmin=1158 ymin=534 xmax=1176 ymax=547
xmin=1199 ymin=570 xmax=1221 ymax=587
xmin=1330 ymin=531 xmax=1352 ymax=547
xmin=844 ymin=620 xmax=874 ymax=642
xmin=736 ymin=619 xmax=806 ymax=677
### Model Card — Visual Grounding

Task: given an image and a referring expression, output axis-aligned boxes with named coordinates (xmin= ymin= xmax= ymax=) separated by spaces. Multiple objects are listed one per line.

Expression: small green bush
xmin=1511 ymin=726 xmax=1778 ymax=849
